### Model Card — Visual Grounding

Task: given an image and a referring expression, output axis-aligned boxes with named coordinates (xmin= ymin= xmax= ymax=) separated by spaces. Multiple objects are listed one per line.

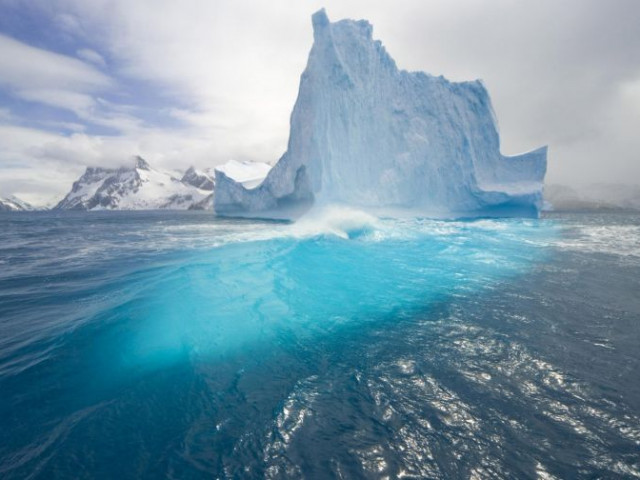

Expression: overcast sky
xmin=0 ymin=0 xmax=638 ymax=205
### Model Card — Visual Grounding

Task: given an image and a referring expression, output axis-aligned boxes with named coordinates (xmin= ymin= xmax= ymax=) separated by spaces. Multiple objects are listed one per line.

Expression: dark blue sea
xmin=1 ymin=209 xmax=639 ymax=479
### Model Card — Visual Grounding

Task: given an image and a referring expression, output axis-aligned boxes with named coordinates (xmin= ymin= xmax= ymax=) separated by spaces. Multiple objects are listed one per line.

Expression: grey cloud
xmin=77 ymin=47 xmax=107 ymax=67
xmin=0 ymin=33 xmax=110 ymax=91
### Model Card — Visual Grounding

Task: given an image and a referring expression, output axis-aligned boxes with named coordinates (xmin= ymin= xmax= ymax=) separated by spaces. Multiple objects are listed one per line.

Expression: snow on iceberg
xmin=214 ymin=9 xmax=547 ymax=219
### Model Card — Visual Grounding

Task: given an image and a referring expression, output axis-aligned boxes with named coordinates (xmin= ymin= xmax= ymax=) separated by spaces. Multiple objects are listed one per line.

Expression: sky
xmin=0 ymin=0 xmax=638 ymax=206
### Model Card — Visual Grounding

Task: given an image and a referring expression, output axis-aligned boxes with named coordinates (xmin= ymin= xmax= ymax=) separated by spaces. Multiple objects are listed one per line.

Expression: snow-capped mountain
xmin=215 ymin=10 xmax=546 ymax=219
xmin=55 ymin=157 xmax=214 ymax=211
xmin=181 ymin=166 xmax=215 ymax=190
xmin=0 ymin=195 xmax=35 ymax=212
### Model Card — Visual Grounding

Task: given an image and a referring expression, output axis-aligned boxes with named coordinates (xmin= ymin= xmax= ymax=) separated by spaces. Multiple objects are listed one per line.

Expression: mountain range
xmin=53 ymin=156 xmax=213 ymax=211
xmin=0 ymin=195 xmax=35 ymax=212
xmin=2 ymin=159 xmax=639 ymax=213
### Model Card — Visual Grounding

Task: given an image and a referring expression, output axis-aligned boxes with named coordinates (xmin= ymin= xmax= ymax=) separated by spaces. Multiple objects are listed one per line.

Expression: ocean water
xmin=0 ymin=209 xmax=638 ymax=479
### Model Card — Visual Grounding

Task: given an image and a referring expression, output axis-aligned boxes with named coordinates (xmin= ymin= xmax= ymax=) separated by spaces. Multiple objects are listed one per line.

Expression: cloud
xmin=52 ymin=0 xmax=640 ymax=186
xmin=0 ymin=32 xmax=153 ymax=139
xmin=45 ymin=0 xmax=319 ymax=160
xmin=0 ymin=33 xmax=110 ymax=91
xmin=0 ymin=125 xmax=87 ymax=205
xmin=15 ymin=88 xmax=95 ymax=115
xmin=1 ymin=0 xmax=640 ymax=203
xmin=76 ymin=47 xmax=106 ymax=67
xmin=0 ymin=121 xmax=227 ymax=205
xmin=0 ymin=107 xmax=13 ymax=121
xmin=0 ymin=31 xmax=134 ymax=141
xmin=54 ymin=12 xmax=85 ymax=37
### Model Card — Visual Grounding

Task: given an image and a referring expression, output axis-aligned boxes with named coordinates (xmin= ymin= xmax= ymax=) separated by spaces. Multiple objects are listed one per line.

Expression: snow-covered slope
xmin=55 ymin=157 xmax=213 ymax=211
xmin=0 ymin=195 xmax=34 ymax=212
xmin=181 ymin=166 xmax=215 ymax=190
xmin=215 ymin=9 xmax=547 ymax=219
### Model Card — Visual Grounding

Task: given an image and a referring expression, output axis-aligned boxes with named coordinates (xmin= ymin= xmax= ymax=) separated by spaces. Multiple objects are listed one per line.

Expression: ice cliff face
xmin=55 ymin=157 xmax=213 ymax=211
xmin=214 ymin=9 xmax=547 ymax=219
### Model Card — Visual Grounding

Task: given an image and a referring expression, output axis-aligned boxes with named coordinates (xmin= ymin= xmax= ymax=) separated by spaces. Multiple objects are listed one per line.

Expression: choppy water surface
xmin=0 ymin=209 xmax=638 ymax=479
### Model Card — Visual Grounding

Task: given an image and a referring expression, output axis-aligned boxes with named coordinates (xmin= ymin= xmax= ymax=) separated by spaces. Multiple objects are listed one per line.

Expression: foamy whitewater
xmin=1 ymin=210 xmax=639 ymax=478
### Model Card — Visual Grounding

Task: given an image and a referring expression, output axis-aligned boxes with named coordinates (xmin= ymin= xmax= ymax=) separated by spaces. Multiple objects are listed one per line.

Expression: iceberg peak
xmin=215 ymin=10 xmax=547 ymax=219
xmin=311 ymin=8 xmax=329 ymax=32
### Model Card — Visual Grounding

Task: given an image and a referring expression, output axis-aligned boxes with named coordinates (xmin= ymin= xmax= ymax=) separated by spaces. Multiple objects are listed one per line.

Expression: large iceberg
xmin=214 ymin=9 xmax=547 ymax=219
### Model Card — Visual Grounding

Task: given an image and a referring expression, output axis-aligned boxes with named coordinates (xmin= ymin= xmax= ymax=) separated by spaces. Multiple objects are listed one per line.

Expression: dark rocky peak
xmin=134 ymin=156 xmax=151 ymax=170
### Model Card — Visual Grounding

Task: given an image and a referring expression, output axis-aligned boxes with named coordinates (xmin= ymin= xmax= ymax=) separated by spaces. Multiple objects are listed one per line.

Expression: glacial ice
xmin=214 ymin=9 xmax=547 ymax=219
xmin=214 ymin=160 xmax=272 ymax=190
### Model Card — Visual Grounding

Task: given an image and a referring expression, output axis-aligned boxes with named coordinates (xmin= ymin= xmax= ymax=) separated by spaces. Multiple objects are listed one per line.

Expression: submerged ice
xmin=214 ymin=9 xmax=547 ymax=219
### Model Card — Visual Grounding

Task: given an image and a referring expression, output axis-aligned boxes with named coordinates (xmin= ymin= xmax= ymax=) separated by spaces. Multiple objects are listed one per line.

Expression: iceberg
xmin=214 ymin=9 xmax=547 ymax=219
